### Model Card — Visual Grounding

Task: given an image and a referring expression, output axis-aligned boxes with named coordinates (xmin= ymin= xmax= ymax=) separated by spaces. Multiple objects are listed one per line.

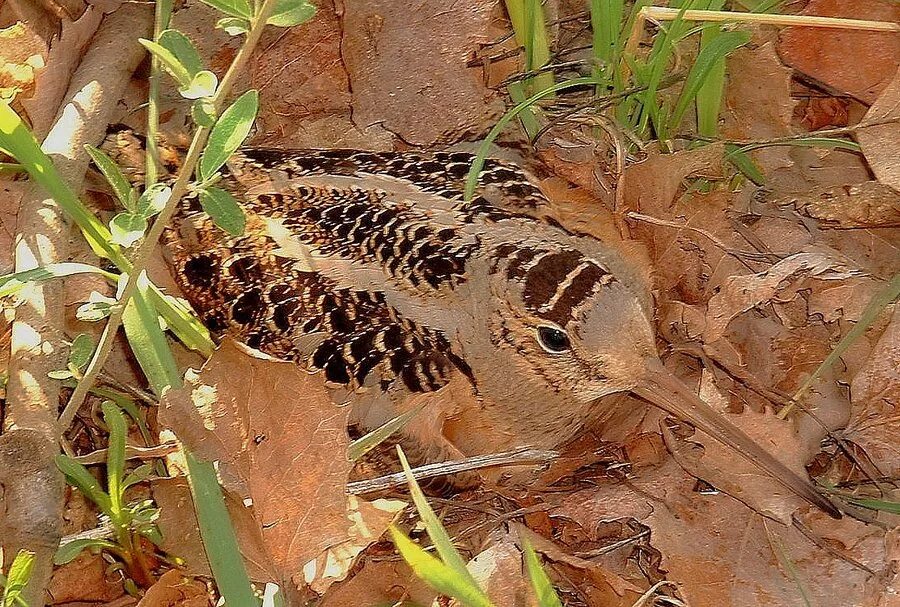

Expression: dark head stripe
xmin=521 ymin=250 xmax=585 ymax=310
xmin=542 ymin=261 xmax=612 ymax=325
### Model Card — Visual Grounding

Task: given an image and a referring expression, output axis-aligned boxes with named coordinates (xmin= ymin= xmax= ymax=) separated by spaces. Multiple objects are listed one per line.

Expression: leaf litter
xmin=6 ymin=0 xmax=898 ymax=605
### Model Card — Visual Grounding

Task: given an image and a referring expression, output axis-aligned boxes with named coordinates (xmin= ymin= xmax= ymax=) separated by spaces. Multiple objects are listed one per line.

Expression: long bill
xmin=633 ymin=359 xmax=841 ymax=519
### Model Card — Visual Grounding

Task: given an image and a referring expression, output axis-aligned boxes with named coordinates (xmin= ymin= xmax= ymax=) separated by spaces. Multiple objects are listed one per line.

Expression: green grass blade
xmin=347 ymin=404 xmax=425 ymax=462
xmin=838 ymin=496 xmax=900 ymax=514
xmin=183 ymin=449 xmax=258 ymax=607
xmin=84 ymin=145 xmax=135 ymax=209
xmin=695 ymin=22 xmax=724 ymax=137
xmin=396 ymin=447 xmax=477 ymax=582
xmin=464 ymin=76 xmax=603 ymax=200
xmin=122 ymin=275 xmax=182 ymax=395
xmin=55 ymin=455 xmax=114 ymax=517
xmin=725 ymin=143 xmax=765 ymax=184
xmin=101 ymin=401 xmax=128 ymax=526
xmin=503 ymin=0 xmax=554 ymax=94
xmin=146 ymin=285 xmax=214 ymax=356
xmin=505 ymin=82 xmax=542 ymax=140
xmin=0 ymin=263 xmax=114 ymax=298
xmin=1 ymin=550 xmax=35 ymax=607
xmin=522 ymin=539 xmax=562 ymax=607
xmin=0 ymin=103 xmax=123 ymax=264
xmin=732 ymin=137 xmax=862 ymax=156
xmin=390 ymin=527 xmax=494 ymax=607
xmin=670 ymin=30 xmax=750 ymax=136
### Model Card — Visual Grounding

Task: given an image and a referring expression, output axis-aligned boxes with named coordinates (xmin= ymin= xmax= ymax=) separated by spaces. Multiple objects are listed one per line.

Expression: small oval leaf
xmin=84 ymin=145 xmax=134 ymax=208
xmin=199 ymin=0 xmax=252 ymax=19
xmin=109 ymin=212 xmax=148 ymax=248
xmin=199 ymin=187 xmax=246 ymax=236
xmin=180 ymin=70 xmax=219 ymax=100
xmin=53 ymin=538 xmax=120 ymax=565
xmin=267 ymin=0 xmax=316 ymax=27
xmin=135 ymin=183 xmax=171 ymax=218
xmin=138 ymin=39 xmax=192 ymax=88
xmin=199 ymin=89 xmax=258 ymax=181
xmin=158 ymin=29 xmax=204 ymax=77
xmin=68 ymin=333 xmax=95 ymax=371
xmin=191 ymin=99 xmax=217 ymax=127
xmin=216 ymin=17 xmax=250 ymax=35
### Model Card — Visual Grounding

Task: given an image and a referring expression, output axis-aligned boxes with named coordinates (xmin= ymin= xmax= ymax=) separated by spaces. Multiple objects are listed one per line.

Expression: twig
xmin=641 ymin=7 xmax=900 ymax=32
xmin=73 ymin=441 xmax=179 ymax=465
xmin=346 ymin=447 xmax=558 ymax=494
xmin=59 ymin=0 xmax=283 ymax=430
xmin=1 ymin=5 xmax=152 ymax=603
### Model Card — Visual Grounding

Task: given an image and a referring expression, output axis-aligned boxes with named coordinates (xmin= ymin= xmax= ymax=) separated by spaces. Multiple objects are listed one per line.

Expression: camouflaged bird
xmin=161 ymin=147 xmax=840 ymax=517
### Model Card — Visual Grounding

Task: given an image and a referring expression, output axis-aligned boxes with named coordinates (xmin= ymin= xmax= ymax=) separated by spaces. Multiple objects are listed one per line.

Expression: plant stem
xmin=146 ymin=0 xmax=174 ymax=186
xmin=60 ymin=0 xmax=280 ymax=430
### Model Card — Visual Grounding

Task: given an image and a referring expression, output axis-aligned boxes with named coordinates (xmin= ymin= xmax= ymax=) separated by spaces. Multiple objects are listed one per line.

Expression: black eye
xmin=537 ymin=326 xmax=571 ymax=353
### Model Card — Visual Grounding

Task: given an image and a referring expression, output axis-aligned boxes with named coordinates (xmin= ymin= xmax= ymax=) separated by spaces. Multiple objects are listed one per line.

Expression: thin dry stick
xmin=1 ymin=5 xmax=152 ymax=602
xmin=346 ymin=447 xmax=558 ymax=494
xmin=59 ymin=0 xmax=283 ymax=430
xmin=642 ymin=7 xmax=900 ymax=32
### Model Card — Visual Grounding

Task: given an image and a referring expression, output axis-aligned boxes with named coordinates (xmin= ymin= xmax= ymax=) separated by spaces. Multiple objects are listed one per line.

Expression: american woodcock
xmin=161 ymin=147 xmax=840 ymax=518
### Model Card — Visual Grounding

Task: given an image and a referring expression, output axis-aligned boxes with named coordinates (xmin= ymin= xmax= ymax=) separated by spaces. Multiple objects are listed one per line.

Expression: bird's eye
xmin=537 ymin=326 xmax=571 ymax=353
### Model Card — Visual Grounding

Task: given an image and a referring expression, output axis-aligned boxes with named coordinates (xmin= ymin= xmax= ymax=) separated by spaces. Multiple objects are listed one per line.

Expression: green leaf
xmin=1 ymin=550 xmax=35 ymax=607
xmin=199 ymin=186 xmax=246 ymax=235
xmin=138 ymin=524 xmax=164 ymax=547
xmin=192 ymin=99 xmax=217 ymax=127
xmin=138 ymin=39 xmax=192 ymax=88
xmin=267 ymin=0 xmax=317 ymax=26
xmin=390 ymin=527 xmax=493 ymax=607
xmin=76 ymin=292 xmax=117 ymax=322
xmin=184 ymin=449 xmax=257 ymax=607
xmin=68 ymin=333 xmax=95 ymax=372
xmin=84 ymin=145 xmax=134 ymax=209
xmin=695 ymin=25 xmax=726 ymax=137
xmin=180 ymin=70 xmax=219 ymax=100
xmin=522 ymin=539 xmax=563 ymax=607
xmin=102 ymin=401 xmax=128 ymax=524
xmin=199 ymin=0 xmax=253 ymax=19
xmin=157 ymin=29 xmax=203 ymax=77
xmin=123 ymin=464 xmax=154 ymax=489
xmin=216 ymin=17 xmax=250 ymax=35
xmin=146 ymin=286 xmax=214 ymax=357
xmin=396 ymin=447 xmax=477 ymax=582
xmin=134 ymin=183 xmax=171 ymax=219
xmin=53 ymin=539 xmax=120 ymax=565
xmin=839 ymin=496 xmax=900 ymax=514
xmin=122 ymin=274 xmax=182 ymax=395
xmin=725 ymin=144 xmax=765 ymax=185
xmin=55 ymin=454 xmax=113 ymax=517
xmin=669 ymin=30 xmax=751 ymax=136
xmin=199 ymin=89 xmax=258 ymax=181
xmin=732 ymin=136 xmax=862 ymax=156
xmin=348 ymin=404 xmax=425 ymax=462
xmin=0 ymin=263 xmax=113 ymax=298
xmin=109 ymin=212 xmax=148 ymax=248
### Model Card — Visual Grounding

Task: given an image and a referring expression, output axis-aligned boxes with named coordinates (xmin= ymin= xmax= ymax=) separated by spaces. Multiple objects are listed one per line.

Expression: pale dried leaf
xmin=858 ymin=67 xmax=900 ymax=190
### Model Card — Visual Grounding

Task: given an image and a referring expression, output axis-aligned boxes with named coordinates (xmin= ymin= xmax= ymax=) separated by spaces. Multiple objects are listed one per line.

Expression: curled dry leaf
xmin=857 ymin=67 xmax=900 ymax=190
xmin=845 ymin=306 xmax=900 ymax=477
xmin=553 ymin=459 xmax=886 ymax=607
xmin=135 ymin=569 xmax=208 ymax=607
xmin=159 ymin=339 xmax=391 ymax=588
xmin=663 ymin=402 xmax=813 ymax=524
xmin=703 ymin=248 xmax=861 ymax=342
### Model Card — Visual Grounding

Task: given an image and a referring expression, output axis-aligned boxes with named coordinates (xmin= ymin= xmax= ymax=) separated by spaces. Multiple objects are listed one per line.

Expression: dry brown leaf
xmin=772 ymin=181 xmax=900 ymax=230
xmin=47 ymin=552 xmax=125 ymax=604
xmin=159 ymin=339 xmax=354 ymax=585
xmin=341 ymin=0 xmax=504 ymax=145
xmin=553 ymin=459 xmax=885 ymax=606
xmin=135 ymin=569 xmax=207 ymax=607
xmin=301 ymin=496 xmax=405 ymax=594
xmin=777 ymin=0 xmax=900 ymax=104
xmin=318 ymin=559 xmax=437 ymax=607
xmin=723 ymin=40 xmax=795 ymax=174
xmin=703 ymin=248 xmax=861 ymax=342
xmin=0 ymin=21 xmax=47 ymax=101
xmin=858 ymin=67 xmax=900 ymax=190
xmin=665 ymin=404 xmax=813 ymax=523
xmin=845 ymin=306 xmax=900 ymax=477
xmin=457 ymin=533 xmax=529 ymax=607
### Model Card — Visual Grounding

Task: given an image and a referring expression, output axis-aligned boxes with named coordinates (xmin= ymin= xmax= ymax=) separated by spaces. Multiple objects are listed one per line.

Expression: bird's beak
xmin=633 ymin=358 xmax=841 ymax=519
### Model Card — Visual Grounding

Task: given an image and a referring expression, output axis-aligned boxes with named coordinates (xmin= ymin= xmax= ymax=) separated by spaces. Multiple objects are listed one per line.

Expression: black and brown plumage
xmin=161 ymin=147 xmax=840 ymax=517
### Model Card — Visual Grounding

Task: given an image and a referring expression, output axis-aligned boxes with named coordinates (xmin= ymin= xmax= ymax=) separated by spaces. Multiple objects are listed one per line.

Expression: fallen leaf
xmin=318 ymin=559 xmax=436 ymax=607
xmin=47 ymin=552 xmax=125 ymax=604
xmin=159 ymin=339 xmax=354 ymax=586
xmin=777 ymin=0 xmax=900 ymax=104
xmin=857 ymin=67 xmax=900 ymax=190
xmin=457 ymin=533 xmax=529 ymax=607
xmin=845 ymin=306 xmax=900 ymax=477
xmin=135 ymin=569 xmax=207 ymax=607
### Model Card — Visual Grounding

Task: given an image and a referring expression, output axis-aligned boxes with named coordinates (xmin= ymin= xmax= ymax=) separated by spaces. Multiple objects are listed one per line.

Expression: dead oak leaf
xmin=858 ymin=67 xmax=900 ymax=191
xmin=159 ymin=338 xmax=354 ymax=583
xmin=664 ymin=404 xmax=813 ymax=524
xmin=135 ymin=569 xmax=207 ymax=607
